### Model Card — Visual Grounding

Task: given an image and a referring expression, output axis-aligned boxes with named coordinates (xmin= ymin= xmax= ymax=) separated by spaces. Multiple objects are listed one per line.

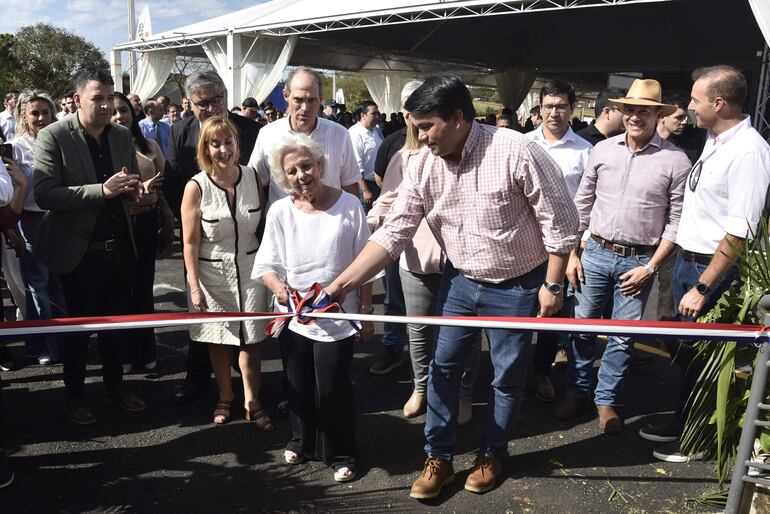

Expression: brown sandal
xmin=245 ymin=404 xmax=274 ymax=431
xmin=213 ymin=401 xmax=232 ymax=425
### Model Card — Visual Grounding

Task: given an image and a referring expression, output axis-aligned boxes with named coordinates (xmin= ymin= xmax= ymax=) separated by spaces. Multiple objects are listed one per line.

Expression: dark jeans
xmin=665 ymin=253 xmax=741 ymax=425
xmin=59 ymin=243 xmax=134 ymax=399
xmin=426 ymin=261 xmax=545 ymax=461
xmin=279 ymin=330 xmax=356 ymax=469
xmin=381 ymin=259 xmax=407 ymax=351
xmin=124 ymin=210 xmax=159 ymax=365
xmin=19 ymin=216 xmax=66 ymax=359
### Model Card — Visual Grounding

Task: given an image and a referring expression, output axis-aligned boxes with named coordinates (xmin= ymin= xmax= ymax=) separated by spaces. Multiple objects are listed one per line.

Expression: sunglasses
xmin=688 ymin=161 xmax=703 ymax=192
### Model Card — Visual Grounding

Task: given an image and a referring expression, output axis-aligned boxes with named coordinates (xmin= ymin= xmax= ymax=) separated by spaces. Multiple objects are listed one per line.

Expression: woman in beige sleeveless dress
xmin=181 ymin=116 xmax=271 ymax=428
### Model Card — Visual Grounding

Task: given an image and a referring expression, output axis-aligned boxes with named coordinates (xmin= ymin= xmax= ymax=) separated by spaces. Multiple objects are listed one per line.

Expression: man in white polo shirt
xmin=526 ymin=79 xmax=592 ymax=402
xmin=249 ymin=67 xmax=360 ymax=206
xmin=640 ymin=65 xmax=770 ymax=462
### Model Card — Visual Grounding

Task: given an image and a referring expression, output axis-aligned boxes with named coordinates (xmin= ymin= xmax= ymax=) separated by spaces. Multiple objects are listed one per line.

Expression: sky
xmin=0 ymin=0 xmax=262 ymax=57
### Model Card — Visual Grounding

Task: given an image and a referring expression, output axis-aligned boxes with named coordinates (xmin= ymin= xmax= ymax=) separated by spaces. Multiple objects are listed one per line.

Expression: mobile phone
xmin=0 ymin=143 xmax=12 ymax=161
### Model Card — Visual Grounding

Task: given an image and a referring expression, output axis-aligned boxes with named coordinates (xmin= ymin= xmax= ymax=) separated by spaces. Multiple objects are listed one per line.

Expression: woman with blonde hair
xmin=181 ymin=116 xmax=271 ymax=428
xmin=11 ymin=90 xmax=64 ymax=365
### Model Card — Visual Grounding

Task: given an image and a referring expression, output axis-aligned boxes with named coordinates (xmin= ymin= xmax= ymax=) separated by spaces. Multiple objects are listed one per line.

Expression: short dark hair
xmin=143 ymin=101 xmax=157 ymax=115
xmin=662 ymin=94 xmax=688 ymax=111
xmin=242 ymin=97 xmax=258 ymax=109
xmin=404 ymin=75 xmax=475 ymax=122
xmin=498 ymin=113 xmax=513 ymax=123
xmin=501 ymin=107 xmax=513 ymax=116
xmin=356 ymin=100 xmax=377 ymax=120
xmin=539 ymin=79 xmax=576 ymax=108
xmin=530 ymin=105 xmax=540 ymax=116
xmin=73 ymin=68 xmax=114 ymax=93
xmin=594 ymin=87 xmax=627 ymax=118
xmin=692 ymin=65 xmax=747 ymax=106
xmin=4 ymin=91 xmax=19 ymax=101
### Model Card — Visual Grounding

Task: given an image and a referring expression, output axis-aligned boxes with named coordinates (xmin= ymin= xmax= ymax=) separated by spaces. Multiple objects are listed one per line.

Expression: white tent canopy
xmin=111 ymin=0 xmax=767 ymax=114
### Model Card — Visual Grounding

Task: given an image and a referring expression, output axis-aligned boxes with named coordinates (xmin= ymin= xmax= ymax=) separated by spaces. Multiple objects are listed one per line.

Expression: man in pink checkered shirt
xmin=326 ymin=75 xmax=579 ymax=499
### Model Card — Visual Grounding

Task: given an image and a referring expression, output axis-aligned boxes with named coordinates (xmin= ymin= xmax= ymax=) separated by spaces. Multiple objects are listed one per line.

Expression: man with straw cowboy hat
xmin=555 ymin=79 xmax=692 ymax=434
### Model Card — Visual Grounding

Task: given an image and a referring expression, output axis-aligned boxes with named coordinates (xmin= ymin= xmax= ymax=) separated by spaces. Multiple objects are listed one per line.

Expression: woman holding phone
xmin=112 ymin=91 xmax=175 ymax=372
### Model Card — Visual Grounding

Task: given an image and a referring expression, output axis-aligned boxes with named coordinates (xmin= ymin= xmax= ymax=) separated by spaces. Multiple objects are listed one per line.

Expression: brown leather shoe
xmin=107 ymin=391 xmax=147 ymax=413
xmin=65 ymin=398 xmax=97 ymax=425
xmin=554 ymin=394 xmax=590 ymax=420
xmin=410 ymin=457 xmax=455 ymax=499
xmin=464 ymin=454 xmax=503 ymax=493
xmin=597 ymin=405 xmax=624 ymax=435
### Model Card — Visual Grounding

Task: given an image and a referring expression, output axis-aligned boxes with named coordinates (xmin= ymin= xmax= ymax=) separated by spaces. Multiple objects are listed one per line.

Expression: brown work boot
xmin=464 ymin=454 xmax=503 ymax=493
xmin=410 ymin=456 xmax=455 ymax=499
xmin=597 ymin=405 xmax=624 ymax=435
xmin=554 ymin=394 xmax=590 ymax=420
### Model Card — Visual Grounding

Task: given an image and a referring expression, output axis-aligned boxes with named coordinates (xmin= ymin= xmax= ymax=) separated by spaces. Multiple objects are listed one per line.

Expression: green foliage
xmin=680 ymin=218 xmax=770 ymax=504
xmin=0 ymin=33 xmax=19 ymax=104
xmin=5 ymin=23 xmax=108 ymax=99
xmin=319 ymin=72 xmax=370 ymax=112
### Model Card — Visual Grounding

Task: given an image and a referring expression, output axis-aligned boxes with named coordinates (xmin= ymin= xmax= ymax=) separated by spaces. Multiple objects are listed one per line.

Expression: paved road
xmin=0 ymin=242 xmax=719 ymax=513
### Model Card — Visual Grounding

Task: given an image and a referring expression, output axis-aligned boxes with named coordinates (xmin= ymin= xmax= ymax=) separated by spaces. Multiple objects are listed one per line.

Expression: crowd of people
xmin=0 ymin=61 xmax=768 ymax=503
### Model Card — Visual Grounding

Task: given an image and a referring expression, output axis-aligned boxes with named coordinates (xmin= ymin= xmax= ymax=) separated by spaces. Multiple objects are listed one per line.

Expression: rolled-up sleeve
xmin=520 ymin=142 xmax=579 ymax=254
xmin=660 ymin=152 xmax=691 ymax=242
xmin=369 ymin=164 xmax=424 ymax=260
xmin=726 ymin=150 xmax=770 ymax=238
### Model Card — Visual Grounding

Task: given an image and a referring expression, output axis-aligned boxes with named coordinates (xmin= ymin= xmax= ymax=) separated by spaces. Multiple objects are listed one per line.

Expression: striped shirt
xmin=369 ymin=122 xmax=580 ymax=283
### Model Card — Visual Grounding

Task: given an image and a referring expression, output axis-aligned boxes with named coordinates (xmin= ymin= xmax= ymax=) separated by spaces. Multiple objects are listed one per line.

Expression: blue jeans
xmin=567 ymin=237 xmax=654 ymax=406
xmin=425 ymin=260 xmax=545 ymax=461
xmin=19 ymin=217 xmax=66 ymax=358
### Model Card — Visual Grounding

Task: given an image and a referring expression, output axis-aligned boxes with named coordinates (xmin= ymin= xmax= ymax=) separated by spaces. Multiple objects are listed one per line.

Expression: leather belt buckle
xmin=104 ymin=239 xmax=117 ymax=251
xmin=611 ymin=243 xmax=631 ymax=257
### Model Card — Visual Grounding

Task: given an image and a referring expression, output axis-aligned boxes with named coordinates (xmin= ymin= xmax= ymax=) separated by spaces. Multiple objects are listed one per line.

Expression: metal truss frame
xmin=754 ymin=44 xmax=770 ymax=140
xmin=113 ymin=0 xmax=673 ymax=53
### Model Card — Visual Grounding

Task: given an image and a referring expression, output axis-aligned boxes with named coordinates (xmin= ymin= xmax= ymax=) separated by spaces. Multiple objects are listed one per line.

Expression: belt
xmin=590 ymin=234 xmax=656 ymax=258
xmin=680 ymin=249 xmax=713 ymax=265
xmin=88 ymin=238 xmax=120 ymax=252
xmin=20 ymin=210 xmax=44 ymax=221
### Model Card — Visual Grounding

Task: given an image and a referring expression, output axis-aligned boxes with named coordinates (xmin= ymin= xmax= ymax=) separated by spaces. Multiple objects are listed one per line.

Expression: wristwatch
xmin=695 ymin=282 xmax=710 ymax=295
xmin=543 ymin=281 xmax=563 ymax=296
xmin=644 ymin=263 xmax=657 ymax=276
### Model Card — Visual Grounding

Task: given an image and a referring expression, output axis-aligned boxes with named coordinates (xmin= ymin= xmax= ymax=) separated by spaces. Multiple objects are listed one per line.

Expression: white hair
xmin=269 ymin=133 xmax=327 ymax=192
xmin=401 ymin=80 xmax=424 ymax=108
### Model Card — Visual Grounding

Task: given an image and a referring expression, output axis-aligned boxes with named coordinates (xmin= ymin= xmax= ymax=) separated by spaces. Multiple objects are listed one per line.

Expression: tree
xmin=10 ymin=23 xmax=108 ymax=99
xmin=320 ymin=72 xmax=371 ymax=113
xmin=0 ymin=34 xmax=19 ymax=101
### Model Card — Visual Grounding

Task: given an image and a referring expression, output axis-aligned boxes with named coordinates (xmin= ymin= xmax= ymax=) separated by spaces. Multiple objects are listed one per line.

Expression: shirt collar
xmin=709 ymin=115 xmax=750 ymax=145
xmin=77 ymin=115 xmax=111 ymax=142
xmin=458 ymin=121 xmax=481 ymax=164
xmin=287 ymin=115 xmax=319 ymax=136
xmin=533 ymin=124 xmax=577 ymax=146
xmin=617 ymin=130 xmax=662 ymax=153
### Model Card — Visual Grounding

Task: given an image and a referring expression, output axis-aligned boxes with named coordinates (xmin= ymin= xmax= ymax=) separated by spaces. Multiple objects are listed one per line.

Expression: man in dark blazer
xmin=33 ymin=68 xmax=147 ymax=425
xmin=163 ymin=70 xmax=260 ymax=403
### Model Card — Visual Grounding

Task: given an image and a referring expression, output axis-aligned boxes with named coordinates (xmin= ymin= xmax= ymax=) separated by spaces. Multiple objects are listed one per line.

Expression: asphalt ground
xmin=0 ymin=241 xmax=721 ymax=513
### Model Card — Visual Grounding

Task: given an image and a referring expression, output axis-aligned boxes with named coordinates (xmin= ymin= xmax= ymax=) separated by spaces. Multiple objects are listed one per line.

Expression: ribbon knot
xmin=264 ymin=282 xmax=353 ymax=338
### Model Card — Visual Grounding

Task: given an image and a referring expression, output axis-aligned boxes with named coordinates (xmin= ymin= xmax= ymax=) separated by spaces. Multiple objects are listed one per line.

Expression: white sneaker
xmin=652 ymin=442 xmax=704 ymax=463
xmin=122 ymin=364 xmax=132 ymax=374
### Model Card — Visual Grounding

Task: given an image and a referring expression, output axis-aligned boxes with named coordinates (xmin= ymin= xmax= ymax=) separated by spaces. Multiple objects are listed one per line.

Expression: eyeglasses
xmin=688 ymin=161 xmax=703 ymax=192
xmin=541 ymin=103 xmax=570 ymax=114
xmin=192 ymin=95 xmax=224 ymax=110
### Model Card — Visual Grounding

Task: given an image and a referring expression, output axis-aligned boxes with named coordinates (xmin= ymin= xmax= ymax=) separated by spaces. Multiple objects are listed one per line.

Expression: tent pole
xmin=127 ymin=0 xmax=136 ymax=91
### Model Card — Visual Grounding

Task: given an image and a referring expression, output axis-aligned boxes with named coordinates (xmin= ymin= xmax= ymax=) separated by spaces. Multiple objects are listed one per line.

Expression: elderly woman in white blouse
xmin=252 ymin=133 xmax=373 ymax=483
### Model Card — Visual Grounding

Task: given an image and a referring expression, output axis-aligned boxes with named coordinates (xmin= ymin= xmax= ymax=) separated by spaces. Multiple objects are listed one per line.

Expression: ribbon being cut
xmin=0 ymin=282 xmax=765 ymax=344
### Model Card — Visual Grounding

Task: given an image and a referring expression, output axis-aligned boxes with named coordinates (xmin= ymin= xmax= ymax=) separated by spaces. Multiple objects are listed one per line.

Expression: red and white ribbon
xmin=0 ymin=310 xmax=765 ymax=342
